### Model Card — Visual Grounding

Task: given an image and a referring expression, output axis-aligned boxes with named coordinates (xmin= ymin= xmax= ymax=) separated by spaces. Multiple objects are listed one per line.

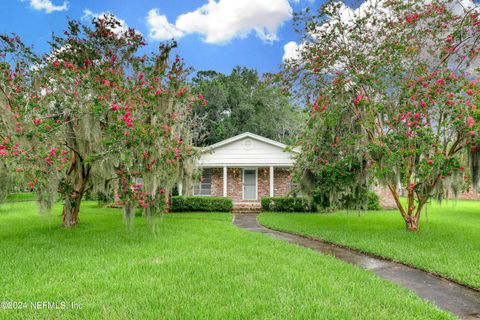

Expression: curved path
xmin=233 ymin=214 xmax=480 ymax=319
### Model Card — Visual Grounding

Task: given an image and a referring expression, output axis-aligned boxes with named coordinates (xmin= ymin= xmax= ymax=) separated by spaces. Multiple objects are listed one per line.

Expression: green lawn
xmin=0 ymin=202 xmax=452 ymax=319
xmin=5 ymin=193 xmax=36 ymax=202
xmin=259 ymin=200 xmax=480 ymax=290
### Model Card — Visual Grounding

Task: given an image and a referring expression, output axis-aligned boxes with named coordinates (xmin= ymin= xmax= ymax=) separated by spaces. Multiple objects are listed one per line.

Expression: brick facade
xmin=274 ymin=168 xmax=291 ymax=196
xmin=207 ymin=167 xmax=292 ymax=203
xmin=210 ymin=168 xmax=223 ymax=197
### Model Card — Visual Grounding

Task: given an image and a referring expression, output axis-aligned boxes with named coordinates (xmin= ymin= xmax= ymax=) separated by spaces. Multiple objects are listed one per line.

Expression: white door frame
xmin=242 ymin=168 xmax=258 ymax=201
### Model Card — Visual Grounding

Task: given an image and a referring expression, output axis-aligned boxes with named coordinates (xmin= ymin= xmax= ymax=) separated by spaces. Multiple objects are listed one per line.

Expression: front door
xmin=243 ymin=169 xmax=257 ymax=200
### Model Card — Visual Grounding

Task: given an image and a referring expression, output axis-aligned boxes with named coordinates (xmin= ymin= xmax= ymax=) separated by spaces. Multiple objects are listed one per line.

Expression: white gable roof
xmin=198 ymin=132 xmax=299 ymax=167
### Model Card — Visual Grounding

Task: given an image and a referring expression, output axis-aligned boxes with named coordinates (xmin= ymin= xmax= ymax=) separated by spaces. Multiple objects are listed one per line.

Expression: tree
xmin=0 ymin=16 xmax=202 ymax=227
xmin=191 ymin=66 xmax=307 ymax=146
xmin=282 ymin=0 xmax=480 ymax=230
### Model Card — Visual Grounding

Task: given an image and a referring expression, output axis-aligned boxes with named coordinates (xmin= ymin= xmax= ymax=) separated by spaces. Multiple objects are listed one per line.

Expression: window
xmin=193 ymin=169 xmax=212 ymax=196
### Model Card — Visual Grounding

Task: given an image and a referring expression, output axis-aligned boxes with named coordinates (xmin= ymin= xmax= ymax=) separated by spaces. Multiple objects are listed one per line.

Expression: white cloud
xmin=147 ymin=9 xmax=184 ymax=41
xmin=82 ymin=10 xmax=130 ymax=34
xmin=146 ymin=0 xmax=292 ymax=44
xmin=27 ymin=0 xmax=68 ymax=13
xmin=282 ymin=41 xmax=300 ymax=61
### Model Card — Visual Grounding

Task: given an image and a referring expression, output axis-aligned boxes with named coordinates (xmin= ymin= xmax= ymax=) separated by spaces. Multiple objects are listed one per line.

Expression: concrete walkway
xmin=233 ymin=214 xmax=480 ymax=319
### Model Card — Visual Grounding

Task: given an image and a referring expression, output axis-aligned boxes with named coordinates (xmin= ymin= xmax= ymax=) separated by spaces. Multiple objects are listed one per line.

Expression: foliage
xmin=191 ymin=67 xmax=307 ymax=146
xmin=261 ymin=196 xmax=314 ymax=212
xmin=259 ymin=199 xmax=480 ymax=289
xmin=0 ymin=16 xmax=202 ymax=226
xmin=310 ymin=186 xmax=381 ymax=211
xmin=282 ymin=0 xmax=480 ymax=230
xmin=367 ymin=191 xmax=381 ymax=211
xmin=170 ymin=196 xmax=233 ymax=212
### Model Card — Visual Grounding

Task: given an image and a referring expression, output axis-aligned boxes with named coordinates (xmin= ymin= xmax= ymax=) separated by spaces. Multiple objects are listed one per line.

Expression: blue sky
xmin=0 ymin=0 xmax=358 ymax=75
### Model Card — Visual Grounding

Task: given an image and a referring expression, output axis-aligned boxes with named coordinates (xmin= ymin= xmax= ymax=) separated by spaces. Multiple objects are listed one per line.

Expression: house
xmin=183 ymin=132 xmax=299 ymax=210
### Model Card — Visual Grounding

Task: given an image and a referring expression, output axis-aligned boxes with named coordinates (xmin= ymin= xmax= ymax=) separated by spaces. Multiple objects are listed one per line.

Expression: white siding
xmin=198 ymin=137 xmax=296 ymax=167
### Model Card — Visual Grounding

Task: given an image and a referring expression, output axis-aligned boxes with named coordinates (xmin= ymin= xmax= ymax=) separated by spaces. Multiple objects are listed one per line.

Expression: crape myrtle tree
xmin=282 ymin=0 xmax=480 ymax=230
xmin=0 ymin=16 xmax=203 ymax=227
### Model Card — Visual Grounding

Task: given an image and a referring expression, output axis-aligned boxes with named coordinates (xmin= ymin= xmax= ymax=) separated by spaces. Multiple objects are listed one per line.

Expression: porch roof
xmin=198 ymin=132 xmax=298 ymax=168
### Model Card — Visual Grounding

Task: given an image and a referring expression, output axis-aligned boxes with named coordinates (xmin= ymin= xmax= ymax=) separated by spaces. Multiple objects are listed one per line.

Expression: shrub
xmin=311 ymin=186 xmax=381 ymax=211
xmin=367 ymin=191 xmax=381 ymax=210
xmin=261 ymin=196 xmax=314 ymax=212
xmin=170 ymin=196 xmax=233 ymax=212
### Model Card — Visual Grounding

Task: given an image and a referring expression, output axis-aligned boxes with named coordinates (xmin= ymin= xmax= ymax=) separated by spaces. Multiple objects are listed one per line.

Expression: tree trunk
xmin=123 ymin=203 xmax=135 ymax=228
xmin=61 ymin=172 xmax=89 ymax=228
xmin=405 ymin=216 xmax=419 ymax=232
xmin=61 ymin=121 xmax=91 ymax=228
xmin=387 ymin=184 xmax=424 ymax=232
xmin=62 ymin=194 xmax=82 ymax=227
xmin=60 ymin=157 xmax=90 ymax=228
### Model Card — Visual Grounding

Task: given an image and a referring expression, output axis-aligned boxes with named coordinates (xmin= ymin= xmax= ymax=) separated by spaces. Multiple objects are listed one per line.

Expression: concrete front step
xmin=232 ymin=203 xmax=261 ymax=214
xmin=232 ymin=211 xmax=261 ymax=214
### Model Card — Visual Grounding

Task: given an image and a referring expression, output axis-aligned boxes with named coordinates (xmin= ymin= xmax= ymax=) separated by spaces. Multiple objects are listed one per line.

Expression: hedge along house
xmin=181 ymin=132 xmax=299 ymax=211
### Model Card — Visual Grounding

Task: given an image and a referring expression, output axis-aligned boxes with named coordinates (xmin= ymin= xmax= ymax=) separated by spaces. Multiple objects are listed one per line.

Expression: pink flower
xmin=354 ymin=95 xmax=364 ymax=106
xmin=427 ymin=159 xmax=433 ymax=165
xmin=459 ymin=165 xmax=465 ymax=171
xmin=408 ymin=182 xmax=415 ymax=191
xmin=33 ymin=119 xmax=41 ymax=125
xmin=174 ymin=147 xmax=181 ymax=159
xmin=49 ymin=147 xmax=57 ymax=156
xmin=468 ymin=115 xmax=475 ymax=128
xmin=466 ymin=89 xmax=473 ymax=95
xmin=414 ymin=113 xmax=420 ymax=119
xmin=111 ymin=104 xmax=120 ymax=111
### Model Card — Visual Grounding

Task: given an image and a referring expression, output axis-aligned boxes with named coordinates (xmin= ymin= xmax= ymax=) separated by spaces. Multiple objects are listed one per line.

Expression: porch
xmin=177 ymin=166 xmax=292 ymax=212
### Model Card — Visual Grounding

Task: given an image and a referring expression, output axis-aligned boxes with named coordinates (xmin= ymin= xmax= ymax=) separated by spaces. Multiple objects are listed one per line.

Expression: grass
xmin=259 ymin=200 xmax=480 ymax=290
xmin=5 ymin=193 xmax=35 ymax=202
xmin=0 ymin=202 xmax=453 ymax=319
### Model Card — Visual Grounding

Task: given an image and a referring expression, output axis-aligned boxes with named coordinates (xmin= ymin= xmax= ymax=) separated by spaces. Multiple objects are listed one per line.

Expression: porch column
xmin=269 ymin=166 xmax=274 ymax=197
xmin=223 ymin=166 xmax=227 ymax=197
xmin=178 ymin=181 xmax=183 ymax=196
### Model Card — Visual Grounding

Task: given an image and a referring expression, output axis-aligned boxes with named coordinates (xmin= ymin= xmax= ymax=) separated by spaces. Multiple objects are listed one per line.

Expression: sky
xmin=0 ymin=0 xmax=343 ymax=75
